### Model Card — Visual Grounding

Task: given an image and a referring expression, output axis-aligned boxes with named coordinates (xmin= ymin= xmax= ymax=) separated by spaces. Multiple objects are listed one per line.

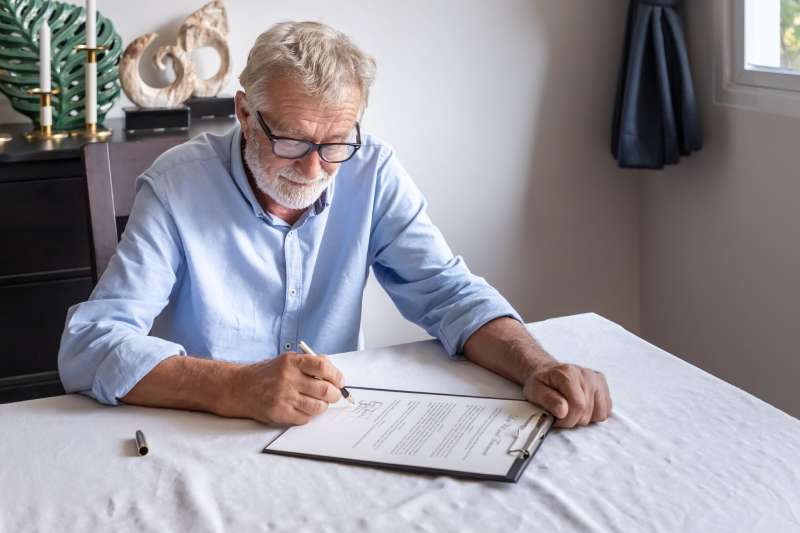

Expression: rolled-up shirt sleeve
xmin=368 ymin=148 xmax=522 ymax=357
xmin=58 ymin=175 xmax=186 ymax=405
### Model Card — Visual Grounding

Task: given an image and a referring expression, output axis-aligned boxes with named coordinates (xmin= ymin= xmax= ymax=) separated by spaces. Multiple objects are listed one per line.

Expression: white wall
xmin=642 ymin=0 xmax=800 ymax=417
xmin=1 ymin=1 xmax=640 ymax=350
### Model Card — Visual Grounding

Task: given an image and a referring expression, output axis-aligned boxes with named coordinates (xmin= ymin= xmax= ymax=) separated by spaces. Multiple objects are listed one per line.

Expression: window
xmin=733 ymin=0 xmax=800 ymax=92
xmin=716 ymin=0 xmax=800 ymax=115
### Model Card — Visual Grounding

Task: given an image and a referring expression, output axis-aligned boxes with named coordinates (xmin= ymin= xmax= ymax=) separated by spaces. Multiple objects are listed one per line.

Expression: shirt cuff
xmin=91 ymin=336 xmax=186 ymax=405
xmin=437 ymin=297 xmax=523 ymax=360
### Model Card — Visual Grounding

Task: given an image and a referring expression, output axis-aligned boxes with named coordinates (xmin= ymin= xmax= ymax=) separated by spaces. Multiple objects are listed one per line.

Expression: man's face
xmin=237 ymin=77 xmax=362 ymax=210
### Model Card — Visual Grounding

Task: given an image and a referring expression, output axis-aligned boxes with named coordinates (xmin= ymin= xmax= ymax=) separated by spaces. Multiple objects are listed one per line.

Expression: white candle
xmin=86 ymin=0 xmax=96 ymax=48
xmin=86 ymin=62 xmax=97 ymax=125
xmin=39 ymin=21 xmax=52 ymax=128
xmin=39 ymin=21 xmax=51 ymax=93
xmin=85 ymin=0 xmax=97 ymax=126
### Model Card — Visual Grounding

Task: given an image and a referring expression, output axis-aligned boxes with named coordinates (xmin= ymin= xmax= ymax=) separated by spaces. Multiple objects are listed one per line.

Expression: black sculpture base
xmin=186 ymin=96 xmax=235 ymax=119
xmin=124 ymin=106 xmax=190 ymax=133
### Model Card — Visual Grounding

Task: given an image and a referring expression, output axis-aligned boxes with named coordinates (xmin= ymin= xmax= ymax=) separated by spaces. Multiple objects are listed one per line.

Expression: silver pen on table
xmin=298 ymin=340 xmax=355 ymax=405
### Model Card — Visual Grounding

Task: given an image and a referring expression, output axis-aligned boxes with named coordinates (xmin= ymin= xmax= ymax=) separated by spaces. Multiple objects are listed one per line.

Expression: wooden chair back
xmin=82 ymin=137 xmax=185 ymax=281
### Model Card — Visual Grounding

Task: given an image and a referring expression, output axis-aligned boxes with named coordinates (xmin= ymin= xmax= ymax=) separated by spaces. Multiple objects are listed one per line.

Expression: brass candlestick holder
xmin=24 ymin=88 xmax=68 ymax=141
xmin=70 ymin=44 xmax=112 ymax=141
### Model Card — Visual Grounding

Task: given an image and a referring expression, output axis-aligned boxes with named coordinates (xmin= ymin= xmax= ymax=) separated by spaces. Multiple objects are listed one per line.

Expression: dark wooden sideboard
xmin=0 ymin=117 xmax=237 ymax=403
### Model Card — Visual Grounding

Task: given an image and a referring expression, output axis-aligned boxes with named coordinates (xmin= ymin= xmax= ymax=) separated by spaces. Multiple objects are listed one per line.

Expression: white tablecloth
xmin=1 ymin=313 xmax=799 ymax=532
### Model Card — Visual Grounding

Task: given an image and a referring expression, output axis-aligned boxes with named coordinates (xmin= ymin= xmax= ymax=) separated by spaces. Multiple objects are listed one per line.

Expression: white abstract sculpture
xmin=119 ymin=0 xmax=230 ymax=108
xmin=180 ymin=0 xmax=230 ymax=97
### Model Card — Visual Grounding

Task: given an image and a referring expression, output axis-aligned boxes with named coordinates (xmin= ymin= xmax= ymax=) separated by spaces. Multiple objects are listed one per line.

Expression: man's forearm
xmin=462 ymin=317 xmax=555 ymax=384
xmin=121 ymin=355 xmax=241 ymax=417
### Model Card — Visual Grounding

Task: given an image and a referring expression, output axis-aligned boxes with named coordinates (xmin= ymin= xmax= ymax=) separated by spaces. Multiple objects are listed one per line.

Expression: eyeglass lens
xmin=272 ymin=140 xmax=355 ymax=162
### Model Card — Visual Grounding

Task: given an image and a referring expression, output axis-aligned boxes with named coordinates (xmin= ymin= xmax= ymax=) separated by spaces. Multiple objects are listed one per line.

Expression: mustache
xmin=278 ymin=166 xmax=331 ymax=185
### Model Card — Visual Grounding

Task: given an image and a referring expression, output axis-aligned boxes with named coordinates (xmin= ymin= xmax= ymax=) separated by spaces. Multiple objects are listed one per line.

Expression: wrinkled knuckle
xmin=572 ymin=398 xmax=587 ymax=413
xmin=278 ymin=355 xmax=295 ymax=371
xmin=591 ymin=370 xmax=607 ymax=385
xmin=553 ymin=363 xmax=569 ymax=375
xmin=327 ymin=384 xmax=340 ymax=403
xmin=298 ymin=396 xmax=312 ymax=412
xmin=555 ymin=365 xmax=574 ymax=381
xmin=303 ymin=397 xmax=318 ymax=413
xmin=311 ymin=398 xmax=326 ymax=415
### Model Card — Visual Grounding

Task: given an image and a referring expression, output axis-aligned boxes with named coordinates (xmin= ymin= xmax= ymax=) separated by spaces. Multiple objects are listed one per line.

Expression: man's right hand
xmin=226 ymin=352 xmax=345 ymax=425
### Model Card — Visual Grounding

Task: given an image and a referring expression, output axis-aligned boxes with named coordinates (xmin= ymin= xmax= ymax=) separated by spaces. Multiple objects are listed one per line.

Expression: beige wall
xmin=360 ymin=0 xmax=641 ymax=346
xmin=642 ymin=0 xmax=800 ymax=417
xmin=1 ymin=3 xmax=640 ymax=352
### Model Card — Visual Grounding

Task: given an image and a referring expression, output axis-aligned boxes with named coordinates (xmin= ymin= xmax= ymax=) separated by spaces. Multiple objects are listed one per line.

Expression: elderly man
xmin=59 ymin=21 xmax=611 ymax=429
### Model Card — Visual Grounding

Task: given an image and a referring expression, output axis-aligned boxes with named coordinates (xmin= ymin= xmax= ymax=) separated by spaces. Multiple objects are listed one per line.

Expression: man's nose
xmin=295 ymin=150 xmax=323 ymax=180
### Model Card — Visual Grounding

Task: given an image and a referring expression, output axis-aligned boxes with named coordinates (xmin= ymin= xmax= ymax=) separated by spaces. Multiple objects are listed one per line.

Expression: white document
xmin=263 ymin=388 xmax=553 ymax=481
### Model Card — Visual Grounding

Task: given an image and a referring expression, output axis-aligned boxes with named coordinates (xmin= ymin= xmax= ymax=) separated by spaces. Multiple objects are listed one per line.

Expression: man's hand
xmin=463 ymin=317 xmax=613 ymax=428
xmin=227 ymin=352 xmax=344 ymax=425
xmin=523 ymin=362 xmax=612 ymax=428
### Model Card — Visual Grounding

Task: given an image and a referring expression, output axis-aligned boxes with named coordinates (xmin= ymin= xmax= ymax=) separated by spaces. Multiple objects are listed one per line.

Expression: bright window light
xmin=745 ymin=0 xmax=800 ymax=72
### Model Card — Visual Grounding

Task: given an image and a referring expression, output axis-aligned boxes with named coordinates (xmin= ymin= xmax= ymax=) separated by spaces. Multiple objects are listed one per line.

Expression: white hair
xmin=239 ymin=21 xmax=377 ymax=113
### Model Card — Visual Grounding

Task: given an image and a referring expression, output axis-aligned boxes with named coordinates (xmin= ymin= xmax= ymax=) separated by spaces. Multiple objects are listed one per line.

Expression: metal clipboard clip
xmin=507 ymin=411 xmax=553 ymax=459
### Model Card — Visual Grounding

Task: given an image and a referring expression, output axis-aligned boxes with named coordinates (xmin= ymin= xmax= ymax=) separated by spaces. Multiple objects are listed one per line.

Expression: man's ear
xmin=234 ymin=91 xmax=251 ymax=137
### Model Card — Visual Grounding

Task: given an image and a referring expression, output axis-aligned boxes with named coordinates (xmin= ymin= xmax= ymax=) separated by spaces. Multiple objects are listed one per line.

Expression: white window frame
xmin=716 ymin=0 xmax=800 ymax=116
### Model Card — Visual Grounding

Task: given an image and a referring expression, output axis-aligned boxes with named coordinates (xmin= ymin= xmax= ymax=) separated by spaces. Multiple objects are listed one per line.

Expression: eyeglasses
xmin=255 ymin=111 xmax=361 ymax=164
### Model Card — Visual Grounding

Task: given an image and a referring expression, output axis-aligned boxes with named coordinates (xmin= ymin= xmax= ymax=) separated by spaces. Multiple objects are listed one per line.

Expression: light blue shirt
xmin=58 ymin=125 xmax=521 ymax=405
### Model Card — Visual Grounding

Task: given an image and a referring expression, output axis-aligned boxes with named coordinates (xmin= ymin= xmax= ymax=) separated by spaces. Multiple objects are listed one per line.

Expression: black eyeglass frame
xmin=254 ymin=110 xmax=362 ymax=163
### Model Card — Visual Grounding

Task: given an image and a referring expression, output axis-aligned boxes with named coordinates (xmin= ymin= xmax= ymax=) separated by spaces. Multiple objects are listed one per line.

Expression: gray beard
xmin=243 ymin=132 xmax=333 ymax=210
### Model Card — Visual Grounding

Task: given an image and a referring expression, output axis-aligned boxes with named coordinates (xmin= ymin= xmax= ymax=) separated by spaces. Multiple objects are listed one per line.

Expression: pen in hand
xmin=298 ymin=340 xmax=355 ymax=405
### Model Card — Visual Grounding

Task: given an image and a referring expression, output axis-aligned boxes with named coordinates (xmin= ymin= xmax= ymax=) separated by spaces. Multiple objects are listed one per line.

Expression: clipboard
xmin=262 ymin=387 xmax=554 ymax=483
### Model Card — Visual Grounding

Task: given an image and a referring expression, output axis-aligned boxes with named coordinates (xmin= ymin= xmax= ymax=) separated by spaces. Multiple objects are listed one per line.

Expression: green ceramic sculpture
xmin=0 ymin=0 xmax=122 ymax=129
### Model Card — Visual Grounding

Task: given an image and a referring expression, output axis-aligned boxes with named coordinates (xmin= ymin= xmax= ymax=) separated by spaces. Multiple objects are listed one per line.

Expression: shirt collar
xmin=229 ymin=124 xmax=335 ymax=222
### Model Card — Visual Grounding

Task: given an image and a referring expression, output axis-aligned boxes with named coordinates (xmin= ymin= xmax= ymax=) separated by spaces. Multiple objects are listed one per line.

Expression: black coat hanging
xmin=611 ymin=0 xmax=702 ymax=169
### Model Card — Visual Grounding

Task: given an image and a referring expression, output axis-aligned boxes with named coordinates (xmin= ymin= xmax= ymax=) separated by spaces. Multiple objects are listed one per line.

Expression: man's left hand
xmin=523 ymin=362 xmax=612 ymax=428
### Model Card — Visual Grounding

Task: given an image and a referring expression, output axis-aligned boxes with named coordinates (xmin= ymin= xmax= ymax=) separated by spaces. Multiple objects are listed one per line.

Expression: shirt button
xmin=284 ymin=342 xmax=292 ymax=351
xmin=289 ymin=288 xmax=297 ymax=296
